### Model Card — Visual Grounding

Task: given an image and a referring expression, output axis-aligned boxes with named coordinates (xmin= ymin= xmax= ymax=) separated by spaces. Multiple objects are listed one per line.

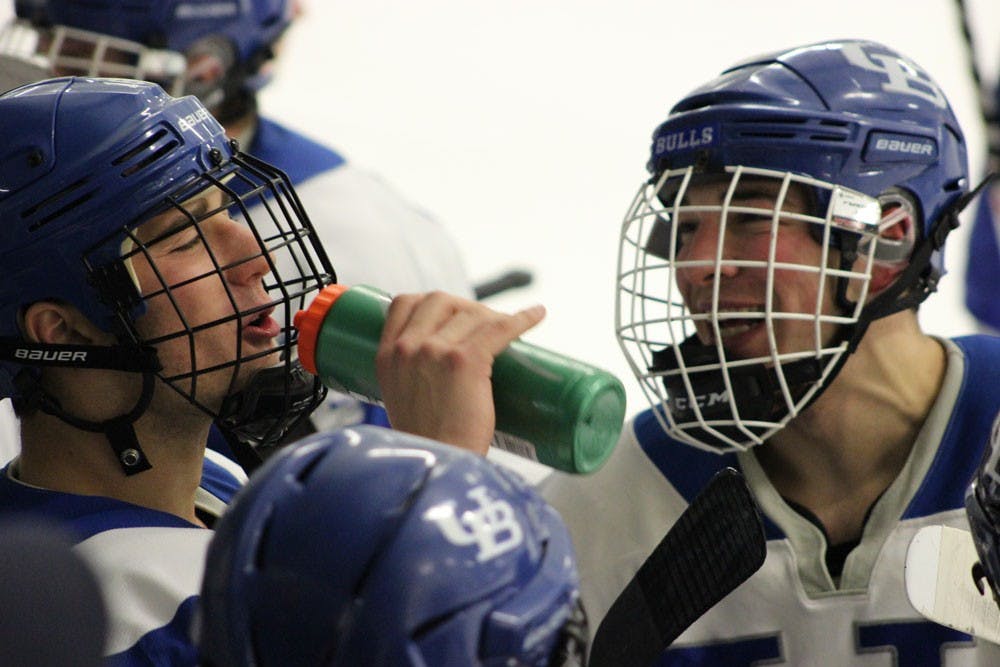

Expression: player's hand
xmin=375 ymin=291 xmax=545 ymax=456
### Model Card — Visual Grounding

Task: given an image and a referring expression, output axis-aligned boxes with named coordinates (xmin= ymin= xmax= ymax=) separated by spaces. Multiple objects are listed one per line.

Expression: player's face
xmin=671 ymin=178 xmax=840 ymax=360
xmin=129 ymin=185 xmax=281 ymax=410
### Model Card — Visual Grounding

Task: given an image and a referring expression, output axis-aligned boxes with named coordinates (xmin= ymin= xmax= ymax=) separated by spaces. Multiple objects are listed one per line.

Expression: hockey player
xmin=963 ymin=60 xmax=1000 ymax=334
xmin=0 ymin=77 xmax=543 ymax=664
xmin=0 ymin=0 xmax=475 ymax=449
xmin=541 ymin=39 xmax=1000 ymax=664
xmin=198 ymin=425 xmax=587 ymax=667
xmin=1 ymin=0 xmax=472 ymax=297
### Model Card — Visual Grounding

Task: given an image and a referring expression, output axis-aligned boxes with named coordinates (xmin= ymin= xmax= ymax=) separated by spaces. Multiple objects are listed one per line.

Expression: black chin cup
xmin=649 ymin=338 xmax=822 ymax=448
xmin=216 ymin=360 xmax=326 ymax=470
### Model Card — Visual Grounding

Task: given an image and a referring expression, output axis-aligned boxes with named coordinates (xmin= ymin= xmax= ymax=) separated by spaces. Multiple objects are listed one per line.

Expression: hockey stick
xmin=473 ymin=268 xmax=533 ymax=300
xmin=954 ymin=0 xmax=1000 ymax=169
xmin=588 ymin=467 xmax=766 ymax=667
xmin=905 ymin=524 xmax=1000 ymax=643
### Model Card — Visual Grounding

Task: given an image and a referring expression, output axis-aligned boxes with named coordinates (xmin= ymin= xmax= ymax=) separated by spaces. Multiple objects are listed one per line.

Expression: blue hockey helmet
xmin=0 ymin=77 xmax=335 ymax=472
xmin=4 ymin=0 xmax=292 ymax=118
xmin=616 ymin=40 xmax=973 ymax=452
xmin=645 ymin=39 xmax=968 ymax=279
xmin=198 ymin=425 xmax=587 ymax=667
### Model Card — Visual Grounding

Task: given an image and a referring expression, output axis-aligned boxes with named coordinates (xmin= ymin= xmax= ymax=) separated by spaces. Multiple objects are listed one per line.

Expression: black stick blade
xmin=589 ymin=467 xmax=766 ymax=667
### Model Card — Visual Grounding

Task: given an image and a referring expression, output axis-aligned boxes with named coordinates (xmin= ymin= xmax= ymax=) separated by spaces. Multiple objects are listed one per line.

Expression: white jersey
xmin=0 ymin=448 xmax=246 ymax=665
xmin=248 ymin=117 xmax=472 ymax=298
xmin=542 ymin=336 xmax=1000 ymax=666
xmin=245 ymin=116 xmax=474 ymax=434
xmin=0 ymin=398 xmax=17 ymax=464
xmin=295 ymin=164 xmax=473 ymax=298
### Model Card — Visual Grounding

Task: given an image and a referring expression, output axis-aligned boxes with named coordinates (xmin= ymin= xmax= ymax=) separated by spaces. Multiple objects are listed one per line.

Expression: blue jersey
xmin=0 ymin=449 xmax=245 ymax=666
xmin=543 ymin=336 xmax=1000 ymax=666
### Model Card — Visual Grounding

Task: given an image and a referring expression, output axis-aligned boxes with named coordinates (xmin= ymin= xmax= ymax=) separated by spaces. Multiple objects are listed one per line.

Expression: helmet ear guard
xmin=860 ymin=174 xmax=994 ymax=325
xmin=855 ymin=189 xmax=920 ymax=265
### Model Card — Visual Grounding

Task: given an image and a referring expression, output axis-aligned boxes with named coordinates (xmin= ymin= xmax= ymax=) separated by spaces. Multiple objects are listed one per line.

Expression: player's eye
xmin=730 ymin=212 xmax=773 ymax=228
xmin=172 ymin=235 xmax=202 ymax=252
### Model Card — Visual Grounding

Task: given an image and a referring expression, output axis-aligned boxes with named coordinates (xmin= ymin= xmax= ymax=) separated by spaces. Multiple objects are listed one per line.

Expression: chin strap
xmin=860 ymin=174 xmax=997 ymax=327
xmin=4 ymin=339 xmax=163 ymax=476
xmin=16 ymin=370 xmax=158 ymax=476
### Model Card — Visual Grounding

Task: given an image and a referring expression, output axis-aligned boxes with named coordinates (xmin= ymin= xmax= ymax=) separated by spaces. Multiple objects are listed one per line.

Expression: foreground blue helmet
xmin=616 ymin=40 xmax=974 ymax=453
xmin=5 ymin=0 xmax=292 ymax=118
xmin=0 ymin=77 xmax=334 ymax=472
xmin=199 ymin=426 xmax=587 ymax=667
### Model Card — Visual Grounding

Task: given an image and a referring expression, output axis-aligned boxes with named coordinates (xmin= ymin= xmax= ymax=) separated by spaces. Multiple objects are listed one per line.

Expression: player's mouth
xmin=242 ymin=306 xmax=280 ymax=343
xmin=694 ymin=305 xmax=765 ymax=346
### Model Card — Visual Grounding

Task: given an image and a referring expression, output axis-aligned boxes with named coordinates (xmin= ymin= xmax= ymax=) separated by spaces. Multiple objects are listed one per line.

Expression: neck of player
xmin=16 ymin=370 xmax=212 ymax=527
xmin=753 ymin=311 xmax=946 ymax=546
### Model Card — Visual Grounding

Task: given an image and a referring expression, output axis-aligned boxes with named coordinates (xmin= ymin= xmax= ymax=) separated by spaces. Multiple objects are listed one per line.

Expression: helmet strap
xmin=856 ymin=173 xmax=996 ymax=330
xmin=17 ymin=369 xmax=157 ymax=476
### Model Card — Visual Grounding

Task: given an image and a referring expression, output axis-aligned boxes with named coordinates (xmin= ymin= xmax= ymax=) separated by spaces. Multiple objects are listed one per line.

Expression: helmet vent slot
xmin=737 ymin=130 xmax=796 ymax=139
xmin=21 ymin=178 xmax=97 ymax=232
xmin=113 ymin=129 xmax=180 ymax=178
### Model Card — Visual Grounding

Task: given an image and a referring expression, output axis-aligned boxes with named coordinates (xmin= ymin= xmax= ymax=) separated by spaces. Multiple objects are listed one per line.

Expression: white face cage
xmin=616 ymin=165 xmax=885 ymax=453
xmin=0 ymin=19 xmax=186 ymax=95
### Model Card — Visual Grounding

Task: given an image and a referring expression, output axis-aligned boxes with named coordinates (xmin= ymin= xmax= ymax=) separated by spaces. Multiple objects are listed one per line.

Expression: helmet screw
xmin=120 ymin=448 xmax=141 ymax=467
xmin=208 ymin=148 xmax=223 ymax=166
xmin=27 ymin=149 xmax=43 ymax=168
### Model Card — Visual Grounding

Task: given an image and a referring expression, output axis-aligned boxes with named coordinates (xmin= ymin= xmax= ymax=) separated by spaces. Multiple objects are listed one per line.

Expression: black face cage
xmin=84 ymin=147 xmax=336 ymax=452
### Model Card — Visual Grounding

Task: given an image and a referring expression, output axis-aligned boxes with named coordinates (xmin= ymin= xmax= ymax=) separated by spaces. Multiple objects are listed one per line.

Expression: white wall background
xmin=3 ymin=1 xmax=998 ymax=413
xmin=261 ymin=0 xmax=1000 ymax=413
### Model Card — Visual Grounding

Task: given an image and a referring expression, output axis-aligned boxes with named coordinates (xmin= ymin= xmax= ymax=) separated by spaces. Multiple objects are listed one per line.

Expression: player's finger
xmin=385 ymin=291 xmax=472 ymax=347
xmin=425 ymin=300 xmax=545 ymax=350
xmin=465 ymin=304 xmax=546 ymax=357
xmin=380 ymin=292 xmax=433 ymax=344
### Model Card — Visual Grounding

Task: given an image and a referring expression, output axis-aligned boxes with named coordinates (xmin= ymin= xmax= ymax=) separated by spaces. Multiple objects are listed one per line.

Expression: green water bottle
xmin=294 ymin=284 xmax=626 ymax=474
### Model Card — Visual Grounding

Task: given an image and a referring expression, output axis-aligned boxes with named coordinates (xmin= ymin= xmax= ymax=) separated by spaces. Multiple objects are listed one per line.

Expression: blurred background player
xmin=0 ymin=518 xmax=107 ymax=667
xmin=0 ymin=76 xmax=542 ymax=664
xmin=963 ymin=49 xmax=1000 ymax=335
xmin=198 ymin=425 xmax=587 ymax=667
xmin=542 ymin=39 xmax=1000 ymax=664
xmin=0 ymin=0 xmax=476 ymax=448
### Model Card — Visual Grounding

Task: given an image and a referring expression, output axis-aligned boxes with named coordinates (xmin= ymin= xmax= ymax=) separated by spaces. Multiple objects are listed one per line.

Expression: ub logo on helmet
xmin=429 ymin=485 xmax=526 ymax=563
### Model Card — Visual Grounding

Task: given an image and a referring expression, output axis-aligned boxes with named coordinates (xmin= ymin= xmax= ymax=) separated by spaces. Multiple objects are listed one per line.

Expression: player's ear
xmin=184 ymin=37 xmax=233 ymax=91
xmin=20 ymin=302 xmax=116 ymax=347
xmin=865 ymin=192 xmax=919 ymax=295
